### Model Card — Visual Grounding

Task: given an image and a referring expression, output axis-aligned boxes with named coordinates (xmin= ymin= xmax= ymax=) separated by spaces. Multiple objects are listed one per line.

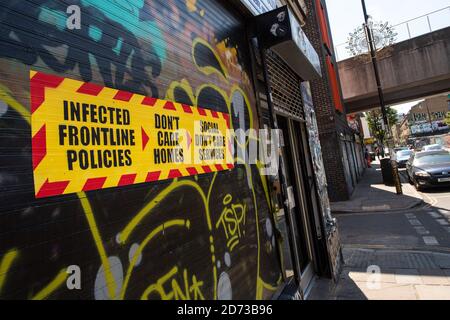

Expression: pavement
xmin=308 ymin=160 xmax=450 ymax=300
xmin=308 ymin=248 xmax=450 ymax=300
xmin=331 ymin=160 xmax=424 ymax=213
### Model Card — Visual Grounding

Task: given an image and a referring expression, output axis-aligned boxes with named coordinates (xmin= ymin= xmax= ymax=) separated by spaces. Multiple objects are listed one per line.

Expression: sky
xmin=325 ymin=0 xmax=450 ymax=114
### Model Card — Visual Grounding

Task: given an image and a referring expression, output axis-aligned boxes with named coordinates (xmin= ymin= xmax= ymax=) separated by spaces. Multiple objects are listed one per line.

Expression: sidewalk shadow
xmin=309 ymin=248 xmax=450 ymax=300
xmin=331 ymin=162 xmax=424 ymax=213
xmin=308 ymin=271 xmax=368 ymax=300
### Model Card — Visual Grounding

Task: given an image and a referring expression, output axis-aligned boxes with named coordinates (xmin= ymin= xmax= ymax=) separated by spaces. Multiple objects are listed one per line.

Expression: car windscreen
xmin=415 ymin=153 xmax=450 ymax=166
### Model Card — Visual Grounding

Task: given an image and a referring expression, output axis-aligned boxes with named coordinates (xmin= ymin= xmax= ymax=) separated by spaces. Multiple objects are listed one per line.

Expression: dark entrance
xmin=277 ymin=115 xmax=317 ymax=294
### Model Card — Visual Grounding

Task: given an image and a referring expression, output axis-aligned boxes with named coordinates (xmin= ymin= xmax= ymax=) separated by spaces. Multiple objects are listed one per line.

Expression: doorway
xmin=277 ymin=115 xmax=318 ymax=294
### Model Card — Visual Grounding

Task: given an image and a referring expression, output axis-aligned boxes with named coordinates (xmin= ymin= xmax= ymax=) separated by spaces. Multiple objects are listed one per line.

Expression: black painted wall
xmin=0 ymin=0 xmax=282 ymax=299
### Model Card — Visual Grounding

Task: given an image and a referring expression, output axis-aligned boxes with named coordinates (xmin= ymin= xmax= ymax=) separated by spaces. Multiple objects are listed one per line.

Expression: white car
xmin=422 ymin=144 xmax=443 ymax=151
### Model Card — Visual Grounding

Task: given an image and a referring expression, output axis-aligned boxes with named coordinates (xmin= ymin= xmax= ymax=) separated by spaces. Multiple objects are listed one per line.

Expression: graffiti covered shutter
xmin=0 ymin=0 xmax=282 ymax=300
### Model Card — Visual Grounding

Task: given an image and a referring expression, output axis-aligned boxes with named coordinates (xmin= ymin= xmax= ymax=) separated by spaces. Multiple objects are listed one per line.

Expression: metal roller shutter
xmin=265 ymin=50 xmax=305 ymax=121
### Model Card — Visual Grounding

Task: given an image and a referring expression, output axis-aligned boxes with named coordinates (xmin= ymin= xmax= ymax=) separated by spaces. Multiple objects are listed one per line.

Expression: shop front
xmin=0 ymin=0 xmax=340 ymax=300
xmin=250 ymin=5 xmax=341 ymax=298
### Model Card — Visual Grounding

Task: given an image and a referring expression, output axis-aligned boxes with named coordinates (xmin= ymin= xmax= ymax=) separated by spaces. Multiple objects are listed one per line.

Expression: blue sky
xmin=325 ymin=0 xmax=450 ymax=114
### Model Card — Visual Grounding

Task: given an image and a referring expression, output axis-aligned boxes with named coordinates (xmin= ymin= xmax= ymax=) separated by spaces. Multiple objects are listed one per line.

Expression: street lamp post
xmin=361 ymin=0 xmax=403 ymax=195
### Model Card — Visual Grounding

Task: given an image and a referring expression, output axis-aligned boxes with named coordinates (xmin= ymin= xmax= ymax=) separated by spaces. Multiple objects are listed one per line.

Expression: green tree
xmin=444 ymin=112 xmax=450 ymax=127
xmin=365 ymin=107 xmax=398 ymax=145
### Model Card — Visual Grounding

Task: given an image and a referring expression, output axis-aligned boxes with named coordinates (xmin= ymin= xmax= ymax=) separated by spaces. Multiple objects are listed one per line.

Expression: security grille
xmin=265 ymin=50 xmax=305 ymax=121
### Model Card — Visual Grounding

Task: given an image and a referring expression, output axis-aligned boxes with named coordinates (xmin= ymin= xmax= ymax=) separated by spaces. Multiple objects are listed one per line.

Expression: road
xmin=338 ymin=170 xmax=450 ymax=253
xmin=310 ymin=166 xmax=450 ymax=300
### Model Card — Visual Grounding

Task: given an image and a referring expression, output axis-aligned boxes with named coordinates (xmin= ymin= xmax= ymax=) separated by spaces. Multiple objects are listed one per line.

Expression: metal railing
xmin=334 ymin=6 xmax=450 ymax=61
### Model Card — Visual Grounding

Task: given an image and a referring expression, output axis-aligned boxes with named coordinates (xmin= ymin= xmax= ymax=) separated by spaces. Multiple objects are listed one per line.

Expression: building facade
xmin=302 ymin=0 xmax=365 ymax=201
xmin=408 ymin=95 xmax=450 ymax=137
xmin=391 ymin=114 xmax=410 ymax=146
xmin=0 ymin=0 xmax=341 ymax=299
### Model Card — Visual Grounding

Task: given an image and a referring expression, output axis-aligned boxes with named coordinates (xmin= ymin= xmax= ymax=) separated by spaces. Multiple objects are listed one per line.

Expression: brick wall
xmin=302 ymin=0 xmax=351 ymax=201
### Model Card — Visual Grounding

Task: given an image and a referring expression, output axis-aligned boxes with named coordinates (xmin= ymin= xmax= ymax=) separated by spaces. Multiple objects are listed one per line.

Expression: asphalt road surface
xmin=338 ymin=170 xmax=450 ymax=253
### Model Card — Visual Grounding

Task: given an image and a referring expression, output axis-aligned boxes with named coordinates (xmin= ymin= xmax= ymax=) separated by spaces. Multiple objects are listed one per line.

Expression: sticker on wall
xmin=30 ymin=70 xmax=233 ymax=198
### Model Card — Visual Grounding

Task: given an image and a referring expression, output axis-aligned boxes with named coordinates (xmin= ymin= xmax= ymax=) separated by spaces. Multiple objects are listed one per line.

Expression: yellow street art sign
xmin=30 ymin=71 xmax=233 ymax=198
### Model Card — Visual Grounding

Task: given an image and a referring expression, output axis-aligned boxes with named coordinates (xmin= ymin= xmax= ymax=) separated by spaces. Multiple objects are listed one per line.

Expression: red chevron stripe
xmin=215 ymin=164 xmax=224 ymax=171
xmin=197 ymin=107 xmax=207 ymax=116
xmin=181 ymin=104 xmax=193 ymax=113
xmin=227 ymin=164 xmax=234 ymax=169
xmin=163 ymin=101 xmax=177 ymax=111
xmin=168 ymin=169 xmax=182 ymax=179
xmin=83 ymin=177 xmax=107 ymax=191
xmin=118 ymin=174 xmax=137 ymax=187
xmin=222 ymin=113 xmax=230 ymax=129
xmin=186 ymin=167 xmax=199 ymax=175
xmin=211 ymin=110 xmax=219 ymax=118
xmin=146 ymin=171 xmax=161 ymax=182
xmin=30 ymin=72 xmax=64 ymax=113
xmin=114 ymin=90 xmax=133 ymax=102
xmin=32 ymin=125 xmax=47 ymax=170
xmin=76 ymin=82 xmax=104 ymax=96
xmin=202 ymin=166 xmax=212 ymax=173
xmin=142 ymin=97 xmax=157 ymax=106
xmin=142 ymin=127 xmax=149 ymax=151
xmin=36 ymin=179 xmax=70 ymax=198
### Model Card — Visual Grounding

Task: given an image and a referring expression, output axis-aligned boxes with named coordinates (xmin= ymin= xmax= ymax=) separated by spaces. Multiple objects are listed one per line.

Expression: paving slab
xmin=347 ymin=268 xmax=397 ymax=284
xmin=415 ymin=285 xmax=450 ymax=300
xmin=418 ymin=269 xmax=450 ymax=285
xmin=353 ymin=282 xmax=418 ymax=300
xmin=394 ymin=269 xmax=423 ymax=285
xmin=309 ymin=248 xmax=450 ymax=300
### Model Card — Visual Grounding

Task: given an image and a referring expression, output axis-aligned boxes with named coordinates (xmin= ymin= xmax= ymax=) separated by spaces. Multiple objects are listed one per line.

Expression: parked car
xmin=394 ymin=149 xmax=413 ymax=168
xmin=422 ymin=144 xmax=443 ymax=151
xmin=394 ymin=147 xmax=409 ymax=153
xmin=406 ymin=150 xmax=450 ymax=191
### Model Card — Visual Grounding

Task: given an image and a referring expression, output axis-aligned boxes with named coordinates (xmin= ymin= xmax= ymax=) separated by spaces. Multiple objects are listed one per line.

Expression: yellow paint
xmin=78 ymin=192 xmax=117 ymax=299
xmin=185 ymin=0 xmax=197 ymax=12
xmin=0 ymin=84 xmax=30 ymax=125
xmin=256 ymin=277 xmax=279 ymax=300
xmin=195 ymin=83 xmax=229 ymax=113
xmin=119 ymin=180 xmax=217 ymax=299
xmin=31 ymin=70 xmax=232 ymax=197
xmin=230 ymin=84 xmax=255 ymax=133
xmin=141 ymin=265 xmax=205 ymax=300
xmin=192 ymin=38 xmax=229 ymax=83
xmin=120 ymin=179 xmax=212 ymax=243
xmin=0 ymin=249 xmax=19 ymax=294
xmin=244 ymin=162 xmax=262 ymax=300
xmin=256 ymin=160 xmax=273 ymax=212
xmin=120 ymin=219 xmax=190 ymax=299
xmin=0 ymin=36 xmax=280 ymax=301
xmin=165 ymin=79 xmax=196 ymax=105
xmin=31 ymin=268 xmax=68 ymax=300
xmin=215 ymin=194 xmax=247 ymax=252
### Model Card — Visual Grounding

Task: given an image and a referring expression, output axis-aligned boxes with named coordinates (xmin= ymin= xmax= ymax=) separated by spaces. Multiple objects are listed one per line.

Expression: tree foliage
xmin=365 ymin=107 xmax=398 ymax=144
xmin=444 ymin=112 xmax=450 ymax=127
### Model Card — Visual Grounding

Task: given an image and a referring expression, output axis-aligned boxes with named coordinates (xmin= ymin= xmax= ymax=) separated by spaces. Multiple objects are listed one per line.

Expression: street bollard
xmin=391 ymin=159 xmax=403 ymax=195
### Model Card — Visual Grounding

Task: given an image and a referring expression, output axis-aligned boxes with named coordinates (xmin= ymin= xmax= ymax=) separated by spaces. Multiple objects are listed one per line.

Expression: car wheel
xmin=414 ymin=180 xmax=423 ymax=192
